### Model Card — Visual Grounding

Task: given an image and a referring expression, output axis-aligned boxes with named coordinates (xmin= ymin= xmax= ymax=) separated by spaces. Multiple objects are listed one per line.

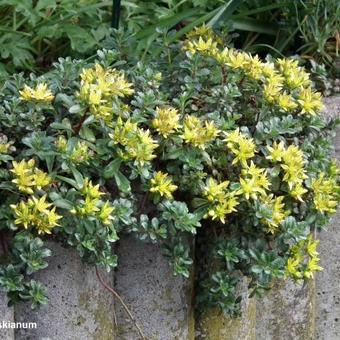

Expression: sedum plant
xmin=0 ymin=27 xmax=339 ymax=315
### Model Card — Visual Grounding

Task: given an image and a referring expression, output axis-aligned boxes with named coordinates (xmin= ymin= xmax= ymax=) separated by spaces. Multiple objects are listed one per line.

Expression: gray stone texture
xmin=14 ymin=241 xmax=115 ymax=340
xmin=256 ymin=279 xmax=315 ymax=340
xmin=0 ymin=292 xmax=15 ymax=340
xmin=114 ymin=235 xmax=195 ymax=340
xmin=315 ymin=95 xmax=340 ymax=340
xmin=197 ymin=278 xmax=256 ymax=340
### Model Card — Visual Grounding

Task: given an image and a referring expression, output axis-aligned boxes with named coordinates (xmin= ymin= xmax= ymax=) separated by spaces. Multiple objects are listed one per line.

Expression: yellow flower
xmin=286 ymin=235 xmax=323 ymax=281
xmin=152 ymin=107 xmax=180 ymax=138
xmin=281 ymin=145 xmax=307 ymax=189
xmin=206 ymin=192 xmax=239 ymax=224
xmin=76 ymin=196 xmax=100 ymax=216
xmin=311 ymin=172 xmax=339 ymax=213
xmin=277 ymin=93 xmax=298 ymax=111
xmin=263 ymin=82 xmax=282 ymax=103
xmin=225 ymin=129 xmax=256 ymax=167
xmin=11 ymin=159 xmax=51 ymax=194
xmin=289 ymin=183 xmax=308 ymax=202
xmin=266 ymin=141 xmax=285 ymax=162
xmin=11 ymin=159 xmax=36 ymax=194
xmin=186 ymin=25 xmax=221 ymax=43
xmin=182 ymin=116 xmax=219 ymax=149
xmin=226 ymin=50 xmax=249 ymax=69
xmin=110 ymin=118 xmax=138 ymax=146
xmin=55 ymin=135 xmax=68 ymax=152
xmin=78 ymin=64 xmax=133 ymax=124
xmin=69 ymin=141 xmax=92 ymax=164
xmin=150 ymin=171 xmax=178 ymax=199
xmin=11 ymin=195 xmax=62 ymax=234
xmin=304 ymin=257 xmax=323 ymax=278
xmin=237 ymin=178 xmax=256 ymax=200
xmin=184 ymin=37 xmax=218 ymax=55
xmin=128 ymin=129 xmax=158 ymax=165
xmin=214 ymin=47 xmax=230 ymax=64
xmin=297 ymin=88 xmax=324 ymax=116
xmin=243 ymin=54 xmax=264 ymax=80
xmin=203 ymin=178 xmax=230 ymax=202
xmin=304 ymin=256 xmax=322 ymax=279
xmin=261 ymin=62 xmax=277 ymax=78
xmin=0 ymin=136 xmax=14 ymax=154
xmin=306 ymin=235 xmax=319 ymax=258
xmin=81 ymin=178 xmax=104 ymax=199
xmin=34 ymin=169 xmax=52 ymax=190
xmin=261 ymin=195 xmax=286 ymax=234
xmin=99 ymin=201 xmax=115 ymax=225
xmin=0 ymin=143 xmax=10 ymax=154
xmin=72 ymin=179 xmax=116 ymax=224
xmin=237 ymin=162 xmax=270 ymax=200
xmin=277 ymin=58 xmax=311 ymax=89
xmin=110 ymin=119 xmax=158 ymax=165
xmin=286 ymin=257 xmax=303 ymax=279
xmin=20 ymin=83 xmax=54 ymax=102
xmin=29 ymin=195 xmax=52 ymax=213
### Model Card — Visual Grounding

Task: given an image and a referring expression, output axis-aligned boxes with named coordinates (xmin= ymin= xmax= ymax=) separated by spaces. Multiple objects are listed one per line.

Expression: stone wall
xmin=0 ymin=97 xmax=339 ymax=340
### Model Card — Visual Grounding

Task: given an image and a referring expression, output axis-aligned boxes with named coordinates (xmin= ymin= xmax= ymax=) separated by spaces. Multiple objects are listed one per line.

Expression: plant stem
xmin=73 ymin=113 xmax=88 ymax=135
xmin=95 ymin=267 xmax=146 ymax=340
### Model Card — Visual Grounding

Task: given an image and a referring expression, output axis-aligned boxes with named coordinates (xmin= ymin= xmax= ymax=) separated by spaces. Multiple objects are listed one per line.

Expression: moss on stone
xmin=198 ymin=296 xmax=256 ymax=340
xmin=79 ymin=289 xmax=115 ymax=340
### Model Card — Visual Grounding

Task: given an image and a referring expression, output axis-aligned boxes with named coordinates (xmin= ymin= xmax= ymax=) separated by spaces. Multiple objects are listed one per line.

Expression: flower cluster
xmin=11 ymin=159 xmax=51 ymax=194
xmin=150 ymin=171 xmax=178 ymax=199
xmin=19 ymin=83 xmax=54 ymax=102
xmin=267 ymin=142 xmax=307 ymax=201
xmin=260 ymin=195 xmax=287 ymax=234
xmin=0 ymin=135 xmax=14 ymax=155
xmin=78 ymin=63 xmax=134 ymax=124
xmin=70 ymin=178 xmax=114 ymax=225
xmin=238 ymin=162 xmax=270 ymax=200
xmin=182 ymin=116 xmax=219 ymax=149
xmin=225 ymin=129 xmax=256 ymax=166
xmin=203 ymin=178 xmax=239 ymax=223
xmin=56 ymin=137 xmax=93 ymax=164
xmin=311 ymin=172 xmax=339 ymax=213
xmin=152 ymin=107 xmax=180 ymax=138
xmin=11 ymin=195 xmax=62 ymax=234
xmin=184 ymin=29 xmax=323 ymax=116
xmin=286 ymin=235 xmax=323 ymax=280
xmin=110 ymin=118 xmax=158 ymax=165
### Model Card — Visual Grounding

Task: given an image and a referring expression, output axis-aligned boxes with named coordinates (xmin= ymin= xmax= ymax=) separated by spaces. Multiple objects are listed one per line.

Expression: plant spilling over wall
xmin=0 ymin=27 xmax=339 ymax=315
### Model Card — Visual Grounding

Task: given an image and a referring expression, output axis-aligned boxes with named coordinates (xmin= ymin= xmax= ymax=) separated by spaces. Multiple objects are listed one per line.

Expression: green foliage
xmin=0 ymin=0 xmax=111 ymax=74
xmin=117 ymin=0 xmax=339 ymax=75
xmin=0 ymin=31 xmax=339 ymax=316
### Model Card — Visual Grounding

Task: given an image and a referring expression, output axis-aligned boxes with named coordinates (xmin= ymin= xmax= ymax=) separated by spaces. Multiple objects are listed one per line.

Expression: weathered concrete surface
xmin=0 ymin=292 xmax=15 ymax=340
xmin=256 ymin=279 xmax=315 ymax=340
xmin=315 ymin=95 xmax=340 ymax=340
xmin=114 ymin=235 xmax=195 ymax=340
xmin=197 ymin=279 xmax=256 ymax=340
xmin=0 ymin=245 xmax=15 ymax=340
xmin=15 ymin=241 xmax=115 ymax=340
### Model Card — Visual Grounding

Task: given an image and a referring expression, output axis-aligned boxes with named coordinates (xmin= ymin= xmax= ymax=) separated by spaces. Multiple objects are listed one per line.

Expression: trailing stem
xmin=95 ymin=266 xmax=146 ymax=340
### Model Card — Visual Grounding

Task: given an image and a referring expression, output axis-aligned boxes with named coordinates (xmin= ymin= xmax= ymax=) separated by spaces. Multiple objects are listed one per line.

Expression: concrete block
xmin=0 ymin=292 xmax=15 ymax=340
xmin=255 ymin=279 xmax=315 ymax=340
xmin=322 ymin=96 xmax=340 ymax=120
xmin=114 ymin=235 xmax=195 ymax=340
xmin=197 ymin=278 xmax=256 ymax=340
xmin=315 ymin=96 xmax=340 ymax=340
xmin=15 ymin=241 xmax=116 ymax=340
